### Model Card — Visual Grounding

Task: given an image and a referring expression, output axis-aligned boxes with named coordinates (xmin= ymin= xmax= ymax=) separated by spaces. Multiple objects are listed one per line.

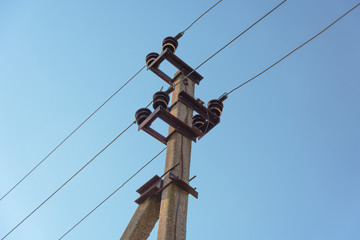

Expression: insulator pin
xmin=207 ymin=99 xmax=224 ymax=117
xmin=162 ymin=36 xmax=178 ymax=53
xmin=192 ymin=114 xmax=207 ymax=132
xmin=145 ymin=52 xmax=160 ymax=68
xmin=153 ymin=91 xmax=170 ymax=110
xmin=135 ymin=108 xmax=152 ymax=126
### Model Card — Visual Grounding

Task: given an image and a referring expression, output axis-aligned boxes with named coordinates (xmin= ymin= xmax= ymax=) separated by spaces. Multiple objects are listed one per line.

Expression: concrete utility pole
xmin=120 ymin=195 xmax=161 ymax=240
xmin=120 ymin=71 xmax=195 ymax=240
xmin=157 ymin=71 xmax=194 ymax=240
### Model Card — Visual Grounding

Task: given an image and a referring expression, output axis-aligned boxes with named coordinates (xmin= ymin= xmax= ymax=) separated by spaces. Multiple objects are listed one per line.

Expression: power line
xmin=0 ymin=0 xmax=224 ymax=202
xmin=0 ymin=66 xmax=145 ymax=202
xmin=1 ymin=1 xmax=225 ymax=237
xmin=1 ymin=122 xmax=135 ymax=240
xmin=180 ymin=0 xmax=223 ymax=35
xmin=224 ymin=2 xmax=360 ymax=96
xmin=58 ymin=2 xmax=360 ymax=238
xmin=58 ymin=147 xmax=167 ymax=240
xmin=170 ymin=0 xmax=287 ymax=90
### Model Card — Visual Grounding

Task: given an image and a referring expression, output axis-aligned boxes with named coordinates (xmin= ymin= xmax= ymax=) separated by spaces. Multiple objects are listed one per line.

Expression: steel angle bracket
xmin=135 ymin=175 xmax=163 ymax=205
xmin=168 ymin=172 xmax=198 ymax=199
xmin=178 ymin=91 xmax=221 ymax=139
xmin=147 ymin=48 xmax=203 ymax=85
xmin=135 ymin=164 xmax=197 ymax=205
xmin=138 ymin=106 xmax=203 ymax=145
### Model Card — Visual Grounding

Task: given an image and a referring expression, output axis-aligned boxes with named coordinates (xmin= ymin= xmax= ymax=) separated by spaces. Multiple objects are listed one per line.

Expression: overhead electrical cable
xmin=223 ymin=2 xmax=360 ymax=97
xmin=1 ymin=122 xmax=135 ymax=240
xmin=0 ymin=0 xmax=224 ymax=202
xmin=178 ymin=0 xmax=223 ymax=36
xmin=58 ymin=1 xmax=288 ymax=236
xmin=56 ymin=2 xmax=360 ymax=238
xmin=170 ymin=0 xmax=287 ymax=90
xmin=58 ymin=147 xmax=167 ymax=240
xmin=0 ymin=0 xmax=226 ymax=233
xmin=0 ymin=67 xmax=144 ymax=202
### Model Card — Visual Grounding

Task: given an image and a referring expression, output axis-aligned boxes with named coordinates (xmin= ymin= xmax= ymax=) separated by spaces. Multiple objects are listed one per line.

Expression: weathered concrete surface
xmin=120 ymin=195 xmax=161 ymax=240
xmin=157 ymin=71 xmax=194 ymax=240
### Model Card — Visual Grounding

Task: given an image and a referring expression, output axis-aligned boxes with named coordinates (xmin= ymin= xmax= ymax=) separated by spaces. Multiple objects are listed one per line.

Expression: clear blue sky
xmin=1 ymin=0 xmax=359 ymax=239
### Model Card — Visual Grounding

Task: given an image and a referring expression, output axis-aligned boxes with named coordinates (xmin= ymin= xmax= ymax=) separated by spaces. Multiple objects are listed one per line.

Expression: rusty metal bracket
xmin=135 ymin=164 xmax=198 ymax=205
xmin=135 ymin=163 xmax=178 ymax=205
xmin=137 ymin=91 xmax=221 ymax=144
xmin=168 ymin=172 xmax=198 ymax=199
xmin=135 ymin=175 xmax=163 ymax=205
xmin=138 ymin=106 xmax=203 ymax=145
xmin=147 ymin=48 xmax=203 ymax=85
xmin=178 ymin=91 xmax=221 ymax=139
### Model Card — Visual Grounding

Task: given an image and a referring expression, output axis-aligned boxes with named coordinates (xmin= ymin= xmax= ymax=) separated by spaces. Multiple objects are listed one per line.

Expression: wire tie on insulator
xmin=165 ymin=85 xmax=175 ymax=95
xmin=218 ymin=92 xmax=228 ymax=102
xmin=175 ymin=32 xmax=184 ymax=40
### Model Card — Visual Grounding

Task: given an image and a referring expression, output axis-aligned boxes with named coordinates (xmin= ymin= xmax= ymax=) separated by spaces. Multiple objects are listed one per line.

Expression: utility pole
xmin=120 ymin=71 xmax=195 ymax=240
xmin=123 ymin=36 xmax=222 ymax=240
xmin=157 ymin=71 xmax=194 ymax=240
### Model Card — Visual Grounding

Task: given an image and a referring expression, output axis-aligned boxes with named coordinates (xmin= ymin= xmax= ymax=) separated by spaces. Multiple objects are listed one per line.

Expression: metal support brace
xmin=135 ymin=164 xmax=197 ymax=205
xmin=148 ymin=48 xmax=203 ymax=85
